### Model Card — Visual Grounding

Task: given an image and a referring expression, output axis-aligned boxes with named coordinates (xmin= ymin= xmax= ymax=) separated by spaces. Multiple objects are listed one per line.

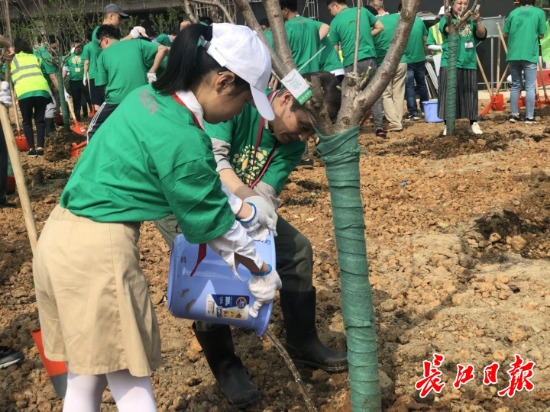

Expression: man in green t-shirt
xmin=401 ymin=3 xmax=429 ymax=121
xmin=83 ymin=3 xmax=129 ymax=112
xmin=34 ymin=35 xmax=59 ymax=136
xmin=374 ymin=10 xmax=407 ymax=132
xmin=63 ymin=42 xmax=91 ymax=120
xmin=327 ymin=0 xmax=387 ymax=137
xmin=504 ymin=0 xmax=547 ymax=123
xmin=155 ymin=72 xmax=348 ymax=408
xmin=87 ymin=25 xmax=168 ymax=141
xmin=280 ymin=0 xmax=329 ymax=73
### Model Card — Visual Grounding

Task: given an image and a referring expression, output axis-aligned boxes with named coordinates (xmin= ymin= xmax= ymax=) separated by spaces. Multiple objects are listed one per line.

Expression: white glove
xmin=248 ymin=265 xmax=282 ymax=317
xmin=244 ymin=195 xmax=278 ymax=236
xmin=0 ymin=81 xmax=12 ymax=107
xmin=147 ymin=72 xmax=157 ymax=83
xmin=64 ymin=90 xmax=71 ymax=101
xmin=83 ymin=76 xmax=87 ymax=86
xmin=238 ymin=202 xmax=276 ymax=241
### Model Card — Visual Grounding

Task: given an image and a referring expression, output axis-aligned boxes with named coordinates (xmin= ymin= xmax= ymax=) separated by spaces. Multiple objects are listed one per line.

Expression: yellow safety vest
xmin=430 ymin=23 xmax=443 ymax=55
xmin=10 ymin=52 xmax=50 ymax=99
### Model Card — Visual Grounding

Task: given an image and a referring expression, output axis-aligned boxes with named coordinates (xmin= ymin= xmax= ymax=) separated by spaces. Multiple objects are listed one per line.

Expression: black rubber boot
xmin=192 ymin=322 xmax=260 ymax=408
xmin=280 ymin=288 xmax=348 ymax=372
xmin=45 ymin=118 xmax=55 ymax=137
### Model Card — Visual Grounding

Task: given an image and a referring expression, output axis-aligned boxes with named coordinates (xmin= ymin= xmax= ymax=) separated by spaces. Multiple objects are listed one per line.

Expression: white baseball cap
xmin=438 ymin=6 xmax=445 ymax=16
xmin=203 ymin=23 xmax=274 ymax=121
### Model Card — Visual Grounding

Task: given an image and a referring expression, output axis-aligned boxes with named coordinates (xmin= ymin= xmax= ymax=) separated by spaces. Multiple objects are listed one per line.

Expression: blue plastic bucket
xmin=167 ymin=232 xmax=276 ymax=336
xmin=423 ymin=100 xmax=443 ymax=123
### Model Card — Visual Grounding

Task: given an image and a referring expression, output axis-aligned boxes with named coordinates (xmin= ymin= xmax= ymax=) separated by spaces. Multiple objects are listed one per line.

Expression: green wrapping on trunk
xmin=316 ymin=126 xmax=381 ymax=411
xmin=445 ymin=32 xmax=459 ymax=135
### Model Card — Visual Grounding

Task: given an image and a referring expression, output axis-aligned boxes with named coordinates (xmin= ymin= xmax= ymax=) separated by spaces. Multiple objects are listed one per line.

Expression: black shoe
xmin=375 ymin=128 xmax=387 ymax=138
xmin=28 ymin=148 xmax=37 ymax=157
xmin=509 ymin=115 xmax=521 ymax=123
xmin=0 ymin=199 xmax=16 ymax=208
xmin=406 ymin=114 xmax=420 ymax=121
xmin=525 ymin=118 xmax=536 ymax=124
xmin=281 ymin=288 xmax=348 ymax=372
xmin=193 ymin=323 xmax=260 ymax=408
xmin=36 ymin=147 xmax=44 ymax=156
xmin=0 ymin=346 xmax=24 ymax=368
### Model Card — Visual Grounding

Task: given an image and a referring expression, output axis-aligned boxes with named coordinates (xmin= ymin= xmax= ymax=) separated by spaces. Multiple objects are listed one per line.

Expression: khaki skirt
xmin=33 ymin=205 xmax=161 ymax=377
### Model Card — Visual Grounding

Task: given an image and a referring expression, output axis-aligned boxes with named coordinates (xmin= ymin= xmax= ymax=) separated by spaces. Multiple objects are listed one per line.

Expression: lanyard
xmin=249 ymin=90 xmax=280 ymax=188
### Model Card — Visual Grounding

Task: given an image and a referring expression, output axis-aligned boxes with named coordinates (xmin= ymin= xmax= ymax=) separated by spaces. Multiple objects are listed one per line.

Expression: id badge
xmin=465 ymin=42 xmax=474 ymax=50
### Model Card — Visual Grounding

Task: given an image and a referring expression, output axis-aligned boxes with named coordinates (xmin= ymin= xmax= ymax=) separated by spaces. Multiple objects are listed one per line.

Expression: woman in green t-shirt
xmin=438 ymin=0 xmax=487 ymax=135
xmin=33 ymin=23 xmax=281 ymax=411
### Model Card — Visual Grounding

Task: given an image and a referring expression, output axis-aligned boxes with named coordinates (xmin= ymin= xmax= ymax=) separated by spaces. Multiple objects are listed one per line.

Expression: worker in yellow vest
xmin=427 ymin=6 xmax=445 ymax=75
xmin=11 ymin=38 xmax=52 ymax=157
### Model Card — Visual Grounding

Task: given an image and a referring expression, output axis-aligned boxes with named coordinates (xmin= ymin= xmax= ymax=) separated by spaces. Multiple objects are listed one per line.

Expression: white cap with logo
xmin=203 ymin=23 xmax=275 ymax=121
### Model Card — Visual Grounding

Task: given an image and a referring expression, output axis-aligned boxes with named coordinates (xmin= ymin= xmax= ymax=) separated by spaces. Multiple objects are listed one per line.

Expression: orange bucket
xmin=518 ymin=95 xmax=526 ymax=108
xmin=490 ymin=93 xmax=504 ymax=111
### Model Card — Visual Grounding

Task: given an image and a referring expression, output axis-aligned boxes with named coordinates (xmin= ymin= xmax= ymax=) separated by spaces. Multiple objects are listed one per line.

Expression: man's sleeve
xmin=539 ymin=11 xmax=547 ymax=36
xmin=95 ymin=54 xmax=107 ymax=86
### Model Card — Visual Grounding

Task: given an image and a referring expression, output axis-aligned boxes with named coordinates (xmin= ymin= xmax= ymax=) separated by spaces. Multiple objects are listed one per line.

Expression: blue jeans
xmin=405 ymin=62 xmax=429 ymax=116
xmin=509 ymin=60 xmax=537 ymax=119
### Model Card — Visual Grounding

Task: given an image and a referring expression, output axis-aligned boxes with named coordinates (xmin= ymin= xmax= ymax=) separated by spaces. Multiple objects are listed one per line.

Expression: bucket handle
xmin=189 ymin=243 xmax=207 ymax=277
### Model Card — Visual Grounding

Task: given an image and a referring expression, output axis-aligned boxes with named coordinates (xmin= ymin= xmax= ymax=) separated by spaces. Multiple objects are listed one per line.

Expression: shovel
xmin=31 ymin=329 xmax=68 ymax=398
xmin=65 ymin=96 xmax=87 ymax=136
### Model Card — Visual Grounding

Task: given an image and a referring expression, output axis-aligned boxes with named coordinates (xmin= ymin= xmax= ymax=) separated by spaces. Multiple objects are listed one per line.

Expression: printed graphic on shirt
xmin=232 ymin=144 xmax=268 ymax=186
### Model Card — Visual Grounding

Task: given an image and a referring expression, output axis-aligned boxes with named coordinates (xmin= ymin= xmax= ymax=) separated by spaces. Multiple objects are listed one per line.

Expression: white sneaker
xmin=469 ymin=122 xmax=483 ymax=135
xmin=442 ymin=126 xmax=447 ymax=136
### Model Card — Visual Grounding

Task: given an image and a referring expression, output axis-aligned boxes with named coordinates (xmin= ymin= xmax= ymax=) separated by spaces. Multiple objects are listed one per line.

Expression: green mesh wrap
xmin=316 ymin=126 xmax=381 ymax=411
xmin=445 ymin=33 xmax=459 ymax=135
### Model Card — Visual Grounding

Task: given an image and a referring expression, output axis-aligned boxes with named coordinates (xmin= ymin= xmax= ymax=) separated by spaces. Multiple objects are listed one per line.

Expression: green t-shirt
xmin=204 ymin=96 xmax=305 ymax=194
xmin=285 ymin=15 xmax=322 ymax=73
xmin=404 ymin=17 xmax=427 ymax=64
xmin=155 ymin=33 xmax=172 ymax=47
xmin=319 ymin=36 xmax=344 ymax=72
xmin=504 ymin=5 xmax=547 ymax=64
xmin=60 ymin=85 xmax=235 ymax=244
xmin=66 ymin=52 xmax=85 ymax=81
xmin=96 ymin=39 xmax=160 ymax=105
xmin=374 ymin=13 xmax=406 ymax=66
xmin=84 ymin=26 xmax=101 ymax=80
xmin=34 ymin=45 xmax=57 ymax=76
xmin=329 ymin=7 xmax=378 ymax=68
xmin=439 ymin=16 xmax=485 ymax=70
xmin=265 ymin=29 xmax=274 ymax=49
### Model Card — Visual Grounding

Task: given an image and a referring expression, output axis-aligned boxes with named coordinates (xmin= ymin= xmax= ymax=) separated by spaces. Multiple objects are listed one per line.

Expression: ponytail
xmin=153 ymin=24 xmax=222 ymax=94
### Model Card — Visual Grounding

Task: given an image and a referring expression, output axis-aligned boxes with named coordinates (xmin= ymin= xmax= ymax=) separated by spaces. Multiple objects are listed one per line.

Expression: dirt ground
xmin=1 ymin=102 xmax=549 ymax=412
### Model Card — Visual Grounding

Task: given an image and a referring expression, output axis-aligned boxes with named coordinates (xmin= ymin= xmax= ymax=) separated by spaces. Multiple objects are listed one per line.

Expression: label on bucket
xmin=206 ymin=294 xmax=250 ymax=320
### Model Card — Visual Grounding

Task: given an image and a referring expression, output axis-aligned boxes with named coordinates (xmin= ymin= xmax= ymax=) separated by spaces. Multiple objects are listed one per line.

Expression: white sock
xmin=106 ymin=369 xmax=156 ymax=412
xmin=63 ymin=371 xmax=107 ymax=412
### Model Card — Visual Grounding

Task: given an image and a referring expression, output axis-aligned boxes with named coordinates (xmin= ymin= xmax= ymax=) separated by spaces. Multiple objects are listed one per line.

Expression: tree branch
xmin=185 ymin=0 xmax=235 ymax=23
xmin=181 ymin=0 xmax=199 ymax=23
xmin=263 ymin=0 xmax=295 ymax=74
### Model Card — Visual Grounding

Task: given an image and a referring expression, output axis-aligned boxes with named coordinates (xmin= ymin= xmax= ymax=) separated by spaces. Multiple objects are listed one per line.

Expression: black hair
xmin=260 ymin=18 xmax=270 ymax=28
xmin=366 ymin=5 xmax=377 ymax=15
xmin=397 ymin=2 xmax=402 ymax=12
xmin=279 ymin=72 xmax=341 ymax=124
xmin=47 ymin=35 xmax=57 ymax=44
xmin=199 ymin=16 xmax=213 ymax=26
xmin=153 ymin=23 xmax=248 ymax=95
xmin=280 ymin=0 xmax=298 ymax=11
xmin=14 ymin=38 xmax=33 ymax=54
xmin=521 ymin=0 xmax=535 ymax=4
xmin=96 ymin=24 xmax=121 ymax=41
xmin=168 ymin=26 xmax=180 ymax=35
xmin=327 ymin=0 xmax=347 ymax=6
xmin=85 ymin=27 xmax=94 ymax=42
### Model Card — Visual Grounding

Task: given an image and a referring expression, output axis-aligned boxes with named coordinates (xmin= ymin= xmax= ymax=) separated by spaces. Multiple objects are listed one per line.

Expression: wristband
xmin=251 ymin=264 xmax=272 ymax=277
xmin=238 ymin=202 xmax=256 ymax=224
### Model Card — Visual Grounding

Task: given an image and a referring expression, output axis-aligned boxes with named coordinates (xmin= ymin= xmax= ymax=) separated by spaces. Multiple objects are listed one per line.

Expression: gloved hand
xmin=244 ymin=195 xmax=278 ymax=236
xmin=0 ymin=81 xmax=12 ymax=107
xmin=64 ymin=90 xmax=71 ymax=101
xmin=238 ymin=202 xmax=276 ymax=241
xmin=248 ymin=264 xmax=282 ymax=317
xmin=147 ymin=72 xmax=157 ymax=83
xmin=83 ymin=75 xmax=87 ymax=87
